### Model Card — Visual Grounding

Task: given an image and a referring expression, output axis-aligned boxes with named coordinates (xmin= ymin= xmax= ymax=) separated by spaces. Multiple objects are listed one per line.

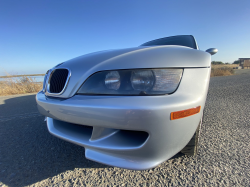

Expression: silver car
xmin=36 ymin=35 xmax=217 ymax=170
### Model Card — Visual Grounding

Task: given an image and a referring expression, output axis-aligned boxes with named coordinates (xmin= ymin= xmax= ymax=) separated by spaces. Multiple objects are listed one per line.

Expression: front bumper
xmin=36 ymin=68 xmax=210 ymax=170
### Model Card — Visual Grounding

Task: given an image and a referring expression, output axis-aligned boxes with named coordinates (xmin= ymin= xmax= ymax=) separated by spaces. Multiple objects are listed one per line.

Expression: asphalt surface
xmin=0 ymin=70 xmax=249 ymax=187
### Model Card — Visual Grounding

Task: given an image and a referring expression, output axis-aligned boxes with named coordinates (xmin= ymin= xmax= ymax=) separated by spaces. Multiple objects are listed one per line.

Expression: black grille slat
xmin=55 ymin=73 xmax=59 ymax=93
xmin=49 ymin=69 xmax=69 ymax=93
xmin=59 ymin=71 xmax=66 ymax=92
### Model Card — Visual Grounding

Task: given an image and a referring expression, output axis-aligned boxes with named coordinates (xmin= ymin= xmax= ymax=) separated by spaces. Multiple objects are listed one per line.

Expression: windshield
xmin=140 ymin=35 xmax=198 ymax=49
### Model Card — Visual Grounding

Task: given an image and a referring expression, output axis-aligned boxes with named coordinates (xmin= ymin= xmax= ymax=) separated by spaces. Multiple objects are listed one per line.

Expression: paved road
xmin=0 ymin=71 xmax=249 ymax=187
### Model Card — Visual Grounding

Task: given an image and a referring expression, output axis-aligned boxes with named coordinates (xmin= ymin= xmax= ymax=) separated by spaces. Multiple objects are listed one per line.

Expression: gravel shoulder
xmin=0 ymin=70 xmax=249 ymax=187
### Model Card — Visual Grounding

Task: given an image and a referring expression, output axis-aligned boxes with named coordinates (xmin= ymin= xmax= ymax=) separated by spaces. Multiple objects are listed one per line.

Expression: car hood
xmin=51 ymin=45 xmax=211 ymax=98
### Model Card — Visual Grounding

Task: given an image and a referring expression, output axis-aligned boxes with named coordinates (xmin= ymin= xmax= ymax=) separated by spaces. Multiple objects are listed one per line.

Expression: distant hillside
xmin=0 ymin=74 xmax=45 ymax=78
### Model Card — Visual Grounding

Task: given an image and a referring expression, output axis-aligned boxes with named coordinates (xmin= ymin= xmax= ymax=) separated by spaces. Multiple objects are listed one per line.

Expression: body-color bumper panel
xmin=36 ymin=68 xmax=210 ymax=170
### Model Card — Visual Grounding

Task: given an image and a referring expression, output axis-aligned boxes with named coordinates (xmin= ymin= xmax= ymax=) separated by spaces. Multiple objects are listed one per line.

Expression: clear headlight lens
xmin=105 ymin=71 xmax=120 ymax=90
xmin=131 ymin=70 xmax=155 ymax=91
xmin=77 ymin=69 xmax=183 ymax=95
xmin=153 ymin=69 xmax=183 ymax=93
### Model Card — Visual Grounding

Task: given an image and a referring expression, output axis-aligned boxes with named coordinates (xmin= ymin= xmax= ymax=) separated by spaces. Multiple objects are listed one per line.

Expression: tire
xmin=180 ymin=117 xmax=202 ymax=156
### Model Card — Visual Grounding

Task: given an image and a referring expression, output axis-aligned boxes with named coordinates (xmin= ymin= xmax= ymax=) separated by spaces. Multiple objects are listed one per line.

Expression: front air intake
xmin=48 ymin=69 xmax=70 ymax=94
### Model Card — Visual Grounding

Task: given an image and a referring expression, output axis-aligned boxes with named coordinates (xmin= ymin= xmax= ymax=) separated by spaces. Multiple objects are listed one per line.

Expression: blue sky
xmin=0 ymin=0 xmax=249 ymax=75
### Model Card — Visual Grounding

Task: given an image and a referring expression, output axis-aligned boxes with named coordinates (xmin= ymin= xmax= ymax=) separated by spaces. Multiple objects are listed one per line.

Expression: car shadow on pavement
xmin=0 ymin=94 xmax=109 ymax=187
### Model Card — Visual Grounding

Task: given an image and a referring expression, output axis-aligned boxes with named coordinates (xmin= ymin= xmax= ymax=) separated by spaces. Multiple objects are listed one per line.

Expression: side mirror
xmin=206 ymin=48 xmax=218 ymax=55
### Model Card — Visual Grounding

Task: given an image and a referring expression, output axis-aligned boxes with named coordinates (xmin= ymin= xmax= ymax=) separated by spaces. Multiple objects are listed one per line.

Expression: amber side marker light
xmin=171 ymin=106 xmax=201 ymax=120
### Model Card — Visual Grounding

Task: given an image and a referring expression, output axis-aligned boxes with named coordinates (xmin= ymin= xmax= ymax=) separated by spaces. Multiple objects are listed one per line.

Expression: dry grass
xmin=211 ymin=66 xmax=235 ymax=77
xmin=211 ymin=64 xmax=239 ymax=69
xmin=0 ymin=76 xmax=43 ymax=96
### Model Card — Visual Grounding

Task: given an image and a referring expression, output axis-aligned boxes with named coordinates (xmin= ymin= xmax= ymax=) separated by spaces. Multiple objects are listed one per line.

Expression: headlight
xmin=105 ymin=71 xmax=121 ymax=90
xmin=131 ymin=70 xmax=155 ymax=91
xmin=77 ymin=69 xmax=183 ymax=95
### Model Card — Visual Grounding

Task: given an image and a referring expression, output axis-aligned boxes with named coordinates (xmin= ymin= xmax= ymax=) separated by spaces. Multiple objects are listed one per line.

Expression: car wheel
xmin=180 ymin=117 xmax=202 ymax=156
